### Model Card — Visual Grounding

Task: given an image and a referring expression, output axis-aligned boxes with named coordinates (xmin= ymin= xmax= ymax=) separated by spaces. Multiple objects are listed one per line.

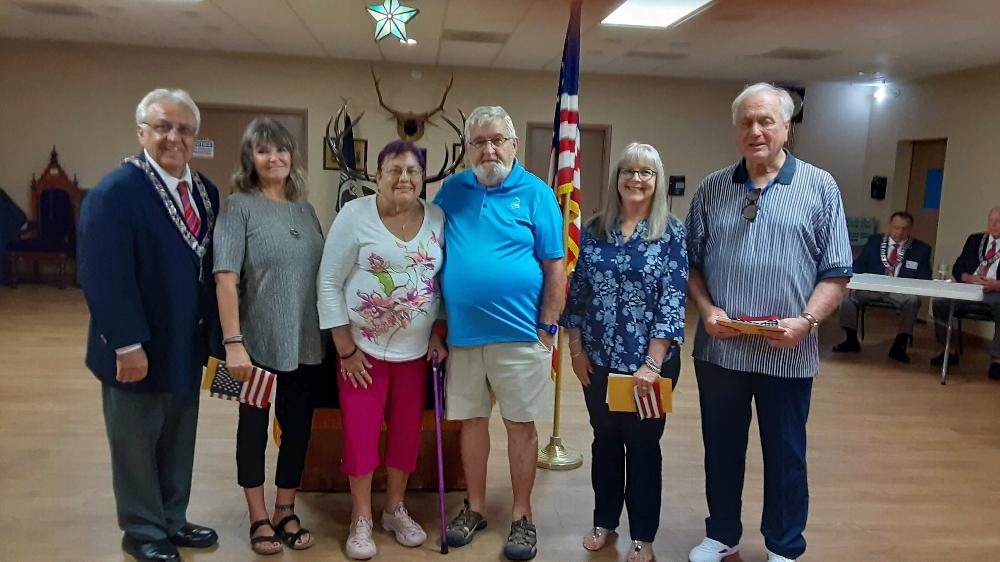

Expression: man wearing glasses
xmin=685 ymin=83 xmax=852 ymax=562
xmin=79 ymin=89 xmax=220 ymax=561
xmin=433 ymin=105 xmax=565 ymax=561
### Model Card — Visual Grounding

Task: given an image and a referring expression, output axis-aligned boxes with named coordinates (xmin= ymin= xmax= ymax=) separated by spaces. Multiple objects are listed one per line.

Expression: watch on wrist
xmin=537 ymin=322 xmax=558 ymax=336
xmin=800 ymin=312 xmax=819 ymax=334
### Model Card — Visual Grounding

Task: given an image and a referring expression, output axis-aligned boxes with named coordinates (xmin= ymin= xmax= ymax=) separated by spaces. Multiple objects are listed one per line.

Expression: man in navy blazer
xmin=79 ymin=89 xmax=221 ymax=562
xmin=833 ymin=211 xmax=932 ymax=362
xmin=931 ymin=206 xmax=1000 ymax=379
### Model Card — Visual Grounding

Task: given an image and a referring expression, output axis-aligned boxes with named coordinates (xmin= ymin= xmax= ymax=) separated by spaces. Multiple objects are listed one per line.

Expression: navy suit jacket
xmin=952 ymin=232 xmax=990 ymax=280
xmin=854 ymin=233 xmax=933 ymax=280
xmin=78 ymin=154 xmax=221 ymax=395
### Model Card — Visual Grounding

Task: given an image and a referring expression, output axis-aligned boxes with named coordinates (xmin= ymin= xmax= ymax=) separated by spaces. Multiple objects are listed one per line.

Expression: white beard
xmin=473 ymin=160 xmax=511 ymax=186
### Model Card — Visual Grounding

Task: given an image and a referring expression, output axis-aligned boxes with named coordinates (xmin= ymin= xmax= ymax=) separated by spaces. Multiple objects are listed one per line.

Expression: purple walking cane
xmin=431 ymin=352 xmax=448 ymax=554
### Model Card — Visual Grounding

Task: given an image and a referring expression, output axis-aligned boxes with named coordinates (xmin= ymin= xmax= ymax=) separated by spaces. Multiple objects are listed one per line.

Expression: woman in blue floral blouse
xmin=561 ymin=142 xmax=688 ymax=562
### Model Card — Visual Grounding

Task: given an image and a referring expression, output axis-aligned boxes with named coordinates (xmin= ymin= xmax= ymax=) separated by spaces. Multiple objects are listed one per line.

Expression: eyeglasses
xmin=742 ymin=188 xmax=761 ymax=222
xmin=618 ymin=168 xmax=656 ymax=181
xmin=141 ymin=121 xmax=197 ymax=138
xmin=381 ymin=166 xmax=424 ymax=180
xmin=469 ymin=136 xmax=512 ymax=150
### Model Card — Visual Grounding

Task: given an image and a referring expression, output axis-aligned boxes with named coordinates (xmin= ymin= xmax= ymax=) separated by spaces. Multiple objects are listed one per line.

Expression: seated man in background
xmin=833 ymin=211 xmax=932 ymax=362
xmin=931 ymin=206 xmax=1000 ymax=379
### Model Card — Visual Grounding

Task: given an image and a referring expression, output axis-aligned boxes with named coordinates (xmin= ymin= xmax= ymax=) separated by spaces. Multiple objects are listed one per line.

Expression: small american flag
xmin=205 ymin=358 xmax=276 ymax=409
xmin=633 ymin=382 xmax=665 ymax=420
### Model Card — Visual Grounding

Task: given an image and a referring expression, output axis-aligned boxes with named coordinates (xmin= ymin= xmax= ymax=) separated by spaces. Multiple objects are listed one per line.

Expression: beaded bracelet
xmin=643 ymin=355 xmax=662 ymax=374
xmin=223 ymin=334 xmax=244 ymax=345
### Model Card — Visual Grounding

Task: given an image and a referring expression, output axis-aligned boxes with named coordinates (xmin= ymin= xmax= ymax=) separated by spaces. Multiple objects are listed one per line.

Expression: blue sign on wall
xmin=923 ymin=168 xmax=943 ymax=209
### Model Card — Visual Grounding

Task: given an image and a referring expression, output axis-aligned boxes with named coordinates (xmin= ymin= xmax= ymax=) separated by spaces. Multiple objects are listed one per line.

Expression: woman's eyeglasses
xmin=618 ymin=168 xmax=656 ymax=181
xmin=742 ymin=188 xmax=761 ymax=222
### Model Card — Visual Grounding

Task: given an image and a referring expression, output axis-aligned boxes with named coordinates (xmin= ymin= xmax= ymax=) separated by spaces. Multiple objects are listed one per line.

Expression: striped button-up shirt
xmin=685 ymin=151 xmax=853 ymax=378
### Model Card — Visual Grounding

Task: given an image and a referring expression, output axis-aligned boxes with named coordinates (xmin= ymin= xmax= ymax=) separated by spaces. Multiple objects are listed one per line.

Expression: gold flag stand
xmin=538 ymin=190 xmax=583 ymax=471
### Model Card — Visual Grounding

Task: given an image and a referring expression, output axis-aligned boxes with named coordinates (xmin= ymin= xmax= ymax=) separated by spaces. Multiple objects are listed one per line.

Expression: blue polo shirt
xmin=434 ymin=161 xmax=564 ymax=346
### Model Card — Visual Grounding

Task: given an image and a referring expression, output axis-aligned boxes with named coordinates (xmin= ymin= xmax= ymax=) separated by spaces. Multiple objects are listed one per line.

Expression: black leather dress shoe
xmin=122 ymin=535 xmax=180 ymax=562
xmin=888 ymin=334 xmax=910 ymax=363
xmin=169 ymin=523 xmax=219 ymax=548
xmin=989 ymin=363 xmax=1000 ymax=380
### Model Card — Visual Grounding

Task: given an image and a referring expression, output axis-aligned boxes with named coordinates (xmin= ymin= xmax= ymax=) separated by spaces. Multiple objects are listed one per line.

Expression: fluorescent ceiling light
xmin=601 ymin=0 xmax=713 ymax=29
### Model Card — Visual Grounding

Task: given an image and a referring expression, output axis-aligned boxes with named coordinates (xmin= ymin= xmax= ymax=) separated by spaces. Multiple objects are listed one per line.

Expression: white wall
xmin=0 ymin=39 xmax=746 ymax=229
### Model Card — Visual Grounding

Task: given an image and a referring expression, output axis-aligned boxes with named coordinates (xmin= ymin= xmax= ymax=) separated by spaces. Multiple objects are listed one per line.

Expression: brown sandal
xmin=582 ymin=527 xmax=617 ymax=551
xmin=249 ymin=519 xmax=282 ymax=556
xmin=275 ymin=514 xmax=314 ymax=550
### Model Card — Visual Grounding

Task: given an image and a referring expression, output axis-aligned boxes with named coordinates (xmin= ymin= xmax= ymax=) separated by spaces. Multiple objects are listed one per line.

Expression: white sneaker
xmin=382 ymin=503 xmax=427 ymax=547
xmin=766 ymin=548 xmax=795 ymax=562
xmin=689 ymin=537 xmax=740 ymax=562
xmin=346 ymin=516 xmax=376 ymax=560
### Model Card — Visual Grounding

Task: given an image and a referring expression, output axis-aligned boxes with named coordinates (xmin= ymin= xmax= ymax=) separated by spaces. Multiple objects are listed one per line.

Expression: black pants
xmin=694 ymin=359 xmax=812 ymax=560
xmin=236 ymin=364 xmax=316 ymax=489
xmin=580 ymin=348 xmax=680 ymax=543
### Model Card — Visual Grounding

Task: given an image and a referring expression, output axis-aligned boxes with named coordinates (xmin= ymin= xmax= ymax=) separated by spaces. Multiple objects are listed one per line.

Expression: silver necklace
xmin=287 ymin=203 xmax=301 ymax=239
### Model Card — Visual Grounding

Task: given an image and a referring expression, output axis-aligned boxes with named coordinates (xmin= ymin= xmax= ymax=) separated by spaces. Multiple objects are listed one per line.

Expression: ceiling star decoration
xmin=367 ymin=0 xmax=419 ymax=42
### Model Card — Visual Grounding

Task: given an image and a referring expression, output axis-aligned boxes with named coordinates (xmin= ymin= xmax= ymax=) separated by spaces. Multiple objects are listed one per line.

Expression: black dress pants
xmin=236 ymin=364 xmax=316 ymax=489
xmin=580 ymin=348 xmax=680 ymax=542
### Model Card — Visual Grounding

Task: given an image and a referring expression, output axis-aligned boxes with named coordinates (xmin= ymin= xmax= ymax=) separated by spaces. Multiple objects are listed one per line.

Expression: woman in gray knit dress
xmin=213 ymin=118 xmax=325 ymax=555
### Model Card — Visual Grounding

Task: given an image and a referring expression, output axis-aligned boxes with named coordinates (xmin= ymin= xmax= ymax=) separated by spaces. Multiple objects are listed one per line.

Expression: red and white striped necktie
xmin=177 ymin=180 xmax=201 ymax=237
xmin=978 ymin=240 xmax=997 ymax=276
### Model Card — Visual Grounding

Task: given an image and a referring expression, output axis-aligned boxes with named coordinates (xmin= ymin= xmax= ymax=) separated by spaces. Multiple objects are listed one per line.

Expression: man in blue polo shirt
xmin=433 ymin=105 xmax=565 ymax=561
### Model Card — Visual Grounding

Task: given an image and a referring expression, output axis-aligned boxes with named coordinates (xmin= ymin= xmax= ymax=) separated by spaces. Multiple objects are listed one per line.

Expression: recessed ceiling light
xmin=601 ymin=0 xmax=714 ymax=29
xmin=400 ymin=38 xmax=417 ymax=45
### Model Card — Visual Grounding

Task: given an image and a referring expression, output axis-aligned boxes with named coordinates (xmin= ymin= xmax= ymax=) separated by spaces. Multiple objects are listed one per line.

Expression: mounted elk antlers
xmin=371 ymin=67 xmax=452 ymax=142
xmin=325 ymin=103 xmax=466 ymax=185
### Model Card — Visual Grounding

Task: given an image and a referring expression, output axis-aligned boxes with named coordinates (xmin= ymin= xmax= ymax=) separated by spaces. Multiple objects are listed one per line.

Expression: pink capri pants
xmin=338 ymin=354 xmax=428 ymax=477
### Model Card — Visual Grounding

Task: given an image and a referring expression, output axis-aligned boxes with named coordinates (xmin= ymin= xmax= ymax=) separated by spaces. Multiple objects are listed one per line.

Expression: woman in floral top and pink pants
xmin=317 ymin=141 xmax=447 ymax=560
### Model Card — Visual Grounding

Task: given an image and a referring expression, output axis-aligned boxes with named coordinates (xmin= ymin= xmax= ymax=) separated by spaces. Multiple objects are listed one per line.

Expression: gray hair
xmin=464 ymin=105 xmax=517 ymax=140
xmin=135 ymin=88 xmax=201 ymax=131
xmin=731 ymin=82 xmax=794 ymax=125
xmin=589 ymin=142 xmax=671 ymax=242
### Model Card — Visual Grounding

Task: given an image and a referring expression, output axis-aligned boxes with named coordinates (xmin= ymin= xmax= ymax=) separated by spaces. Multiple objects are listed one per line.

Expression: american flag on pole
xmin=548 ymin=0 xmax=583 ymax=379
xmin=203 ymin=357 xmax=277 ymax=409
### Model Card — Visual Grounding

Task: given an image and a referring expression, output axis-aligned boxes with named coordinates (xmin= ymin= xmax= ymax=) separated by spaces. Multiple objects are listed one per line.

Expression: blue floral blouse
xmin=560 ymin=217 xmax=688 ymax=372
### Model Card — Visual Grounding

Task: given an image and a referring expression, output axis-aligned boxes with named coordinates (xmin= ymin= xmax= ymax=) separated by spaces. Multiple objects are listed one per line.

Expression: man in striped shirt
xmin=685 ymin=83 xmax=853 ymax=562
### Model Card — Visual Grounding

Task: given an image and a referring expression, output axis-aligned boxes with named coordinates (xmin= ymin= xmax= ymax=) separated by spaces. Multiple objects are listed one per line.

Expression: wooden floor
xmin=1 ymin=285 xmax=999 ymax=562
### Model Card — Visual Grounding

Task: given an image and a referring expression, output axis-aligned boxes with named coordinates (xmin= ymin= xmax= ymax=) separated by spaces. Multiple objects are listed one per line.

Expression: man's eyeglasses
xmin=618 ymin=168 xmax=656 ymax=181
xmin=141 ymin=121 xmax=197 ymax=138
xmin=742 ymin=188 xmax=762 ymax=222
xmin=469 ymin=136 xmax=512 ymax=150
xmin=381 ymin=167 xmax=424 ymax=180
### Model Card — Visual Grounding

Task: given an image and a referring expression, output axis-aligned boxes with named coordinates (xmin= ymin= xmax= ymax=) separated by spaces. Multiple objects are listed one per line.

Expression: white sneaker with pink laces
xmin=382 ymin=503 xmax=427 ymax=547
xmin=346 ymin=516 xmax=376 ymax=560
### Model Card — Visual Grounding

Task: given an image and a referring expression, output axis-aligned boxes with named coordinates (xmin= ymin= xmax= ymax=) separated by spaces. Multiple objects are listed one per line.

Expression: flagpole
xmin=537 ymin=190 xmax=583 ymax=471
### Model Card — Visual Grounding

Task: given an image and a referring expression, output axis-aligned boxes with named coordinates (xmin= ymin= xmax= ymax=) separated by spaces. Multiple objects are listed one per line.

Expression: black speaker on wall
xmin=871 ymin=176 xmax=887 ymax=199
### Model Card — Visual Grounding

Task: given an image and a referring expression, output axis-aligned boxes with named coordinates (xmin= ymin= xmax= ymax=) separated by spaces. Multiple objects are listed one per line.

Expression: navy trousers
xmin=581 ymin=349 xmax=680 ymax=542
xmin=694 ymin=359 xmax=812 ymax=559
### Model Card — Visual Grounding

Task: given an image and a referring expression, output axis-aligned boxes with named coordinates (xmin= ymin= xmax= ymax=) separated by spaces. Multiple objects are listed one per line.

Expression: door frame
xmin=525 ymin=121 xmax=613 ymax=216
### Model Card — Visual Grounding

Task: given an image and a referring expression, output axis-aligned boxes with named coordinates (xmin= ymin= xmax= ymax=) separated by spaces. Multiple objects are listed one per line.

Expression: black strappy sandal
xmin=249 ymin=519 xmax=282 ymax=556
xmin=274 ymin=513 xmax=314 ymax=550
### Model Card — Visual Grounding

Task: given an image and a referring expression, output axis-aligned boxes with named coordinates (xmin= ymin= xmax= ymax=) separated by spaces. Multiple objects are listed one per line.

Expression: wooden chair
xmin=6 ymin=147 xmax=85 ymax=288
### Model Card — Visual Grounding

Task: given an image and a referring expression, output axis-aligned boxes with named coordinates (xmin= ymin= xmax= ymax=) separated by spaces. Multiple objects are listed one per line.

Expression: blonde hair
xmin=589 ymin=142 xmax=671 ymax=242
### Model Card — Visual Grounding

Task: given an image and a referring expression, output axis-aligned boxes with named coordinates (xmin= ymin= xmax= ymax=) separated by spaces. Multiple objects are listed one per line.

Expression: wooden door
xmin=905 ymin=139 xmax=947 ymax=257
xmin=524 ymin=123 xmax=611 ymax=223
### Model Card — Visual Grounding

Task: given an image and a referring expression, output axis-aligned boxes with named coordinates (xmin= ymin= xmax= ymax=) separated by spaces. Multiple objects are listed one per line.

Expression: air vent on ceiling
xmin=14 ymin=2 xmax=96 ymax=17
xmin=625 ymin=50 xmax=688 ymax=61
xmin=758 ymin=47 xmax=838 ymax=61
xmin=440 ymin=29 xmax=509 ymax=44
